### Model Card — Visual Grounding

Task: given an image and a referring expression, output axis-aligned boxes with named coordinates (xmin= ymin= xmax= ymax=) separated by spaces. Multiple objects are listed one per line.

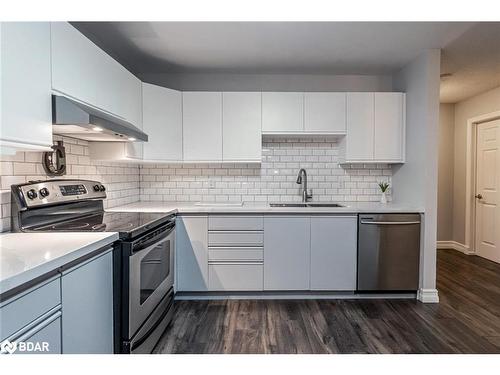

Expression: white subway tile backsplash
xmin=139 ymin=137 xmax=392 ymax=203
xmin=0 ymin=136 xmax=140 ymax=232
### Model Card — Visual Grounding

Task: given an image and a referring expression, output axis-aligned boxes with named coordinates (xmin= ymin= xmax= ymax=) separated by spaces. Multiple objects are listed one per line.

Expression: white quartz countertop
xmin=108 ymin=201 xmax=424 ymax=214
xmin=0 ymin=232 xmax=119 ymax=297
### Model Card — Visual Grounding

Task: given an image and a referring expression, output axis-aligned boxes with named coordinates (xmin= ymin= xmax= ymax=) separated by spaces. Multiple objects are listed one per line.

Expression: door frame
xmin=465 ymin=111 xmax=500 ymax=253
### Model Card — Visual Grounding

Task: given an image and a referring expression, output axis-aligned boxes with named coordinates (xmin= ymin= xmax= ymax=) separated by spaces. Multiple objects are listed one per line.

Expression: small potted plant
xmin=378 ymin=181 xmax=390 ymax=204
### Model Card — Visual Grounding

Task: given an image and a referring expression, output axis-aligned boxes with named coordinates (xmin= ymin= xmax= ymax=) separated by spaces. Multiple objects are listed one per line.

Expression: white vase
xmin=380 ymin=191 xmax=387 ymax=204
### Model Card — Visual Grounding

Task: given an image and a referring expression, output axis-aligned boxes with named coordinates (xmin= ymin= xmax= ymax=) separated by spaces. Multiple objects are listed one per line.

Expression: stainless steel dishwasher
xmin=357 ymin=214 xmax=421 ymax=292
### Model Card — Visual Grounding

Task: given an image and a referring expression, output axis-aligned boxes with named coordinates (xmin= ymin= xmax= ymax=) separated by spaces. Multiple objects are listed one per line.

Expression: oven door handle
xmin=132 ymin=222 xmax=175 ymax=254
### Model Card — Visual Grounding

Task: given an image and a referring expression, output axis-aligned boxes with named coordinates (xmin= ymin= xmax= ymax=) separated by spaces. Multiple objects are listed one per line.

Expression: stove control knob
xmin=99 ymin=185 xmax=106 ymax=192
xmin=26 ymin=189 xmax=38 ymax=200
xmin=39 ymin=188 xmax=50 ymax=198
xmin=93 ymin=184 xmax=101 ymax=192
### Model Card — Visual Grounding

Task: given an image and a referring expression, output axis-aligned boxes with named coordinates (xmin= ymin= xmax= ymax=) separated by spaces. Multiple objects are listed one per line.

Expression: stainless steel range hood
xmin=52 ymin=95 xmax=148 ymax=142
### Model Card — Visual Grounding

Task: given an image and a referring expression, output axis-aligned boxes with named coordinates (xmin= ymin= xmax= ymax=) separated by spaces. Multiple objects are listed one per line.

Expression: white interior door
xmin=475 ymin=119 xmax=500 ymax=263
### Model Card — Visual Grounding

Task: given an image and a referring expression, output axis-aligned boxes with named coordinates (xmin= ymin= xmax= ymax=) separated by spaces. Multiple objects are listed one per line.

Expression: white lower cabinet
xmin=61 ymin=249 xmax=114 ymax=354
xmin=209 ymin=263 xmax=263 ymax=291
xmin=176 ymin=214 xmax=359 ymax=294
xmin=0 ymin=278 xmax=62 ymax=354
xmin=310 ymin=216 xmax=358 ymax=291
xmin=0 ymin=249 xmax=114 ymax=355
xmin=176 ymin=216 xmax=209 ymax=291
xmin=264 ymin=216 xmax=311 ymax=290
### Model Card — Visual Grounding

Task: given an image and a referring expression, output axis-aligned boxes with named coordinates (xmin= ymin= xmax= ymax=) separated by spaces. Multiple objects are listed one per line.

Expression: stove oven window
xmin=139 ymin=240 xmax=171 ymax=304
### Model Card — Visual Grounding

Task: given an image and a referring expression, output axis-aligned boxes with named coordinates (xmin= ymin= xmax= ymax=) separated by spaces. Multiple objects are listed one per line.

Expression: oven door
xmin=128 ymin=222 xmax=175 ymax=337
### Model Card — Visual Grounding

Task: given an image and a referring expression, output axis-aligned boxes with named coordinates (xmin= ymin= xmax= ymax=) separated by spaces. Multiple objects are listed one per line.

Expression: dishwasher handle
xmin=360 ymin=220 xmax=420 ymax=225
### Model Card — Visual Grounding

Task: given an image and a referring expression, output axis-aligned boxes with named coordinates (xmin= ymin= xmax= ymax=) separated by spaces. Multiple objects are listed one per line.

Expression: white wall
xmin=392 ymin=49 xmax=441 ymax=302
xmin=139 ymin=73 xmax=393 ymax=92
xmin=438 ymin=104 xmax=455 ymax=241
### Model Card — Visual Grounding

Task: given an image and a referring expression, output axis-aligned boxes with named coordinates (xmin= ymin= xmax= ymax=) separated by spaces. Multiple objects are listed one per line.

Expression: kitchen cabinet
xmin=176 ymin=216 xmax=209 ymax=291
xmin=182 ymin=92 xmax=223 ymax=161
xmin=0 ymin=22 xmax=53 ymax=153
xmin=61 ymin=249 xmax=114 ymax=354
xmin=345 ymin=92 xmax=375 ymax=161
xmin=374 ymin=92 xmax=405 ymax=161
xmin=51 ymin=22 xmax=142 ymax=127
xmin=207 ymin=215 xmax=264 ymax=291
xmin=222 ymin=92 xmax=262 ymax=162
xmin=262 ymin=92 xmax=304 ymax=133
xmin=264 ymin=216 xmax=310 ymax=290
xmin=343 ymin=92 xmax=405 ymax=163
xmin=304 ymin=93 xmax=346 ymax=133
xmin=142 ymin=83 xmax=183 ymax=161
xmin=0 ymin=277 xmax=62 ymax=354
xmin=310 ymin=216 xmax=357 ymax=290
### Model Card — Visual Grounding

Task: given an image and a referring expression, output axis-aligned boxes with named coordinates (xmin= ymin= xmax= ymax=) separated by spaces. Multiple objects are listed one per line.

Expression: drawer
xmin=0 ymin=278 xmax=61 ymax=341
xmin=208 ymin=231 xmax=264 ymax=247
xmin=209 ymin=263 xmax=263 ymax=291
xmin=208 ymin=247 xmax=264 ymax=262
xmin=209 ymin=216 xmax=264 ymax=231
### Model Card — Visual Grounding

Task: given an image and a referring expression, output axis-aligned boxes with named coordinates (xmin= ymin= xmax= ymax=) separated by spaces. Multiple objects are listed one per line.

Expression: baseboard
xmin=417 ymin=288 xmax=439 ymax=303
xmin=175 ymin=291 xmax=417 ymax=301
xmin=437 ymin=240 xmax=474 ymax=254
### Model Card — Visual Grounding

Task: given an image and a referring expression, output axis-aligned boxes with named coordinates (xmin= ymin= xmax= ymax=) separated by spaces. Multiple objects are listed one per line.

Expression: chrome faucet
xmin=296 ymin=168 xmax=313 ymax=202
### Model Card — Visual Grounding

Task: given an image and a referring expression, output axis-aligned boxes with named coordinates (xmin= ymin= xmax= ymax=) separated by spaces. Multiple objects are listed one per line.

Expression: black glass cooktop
xmin=31 ymin=211 xmax=172 ymax=240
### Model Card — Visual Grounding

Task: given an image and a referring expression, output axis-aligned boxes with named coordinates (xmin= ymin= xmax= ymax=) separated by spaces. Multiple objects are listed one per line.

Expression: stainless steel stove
xmin=11 ymin=179 xmax=175 ymax=354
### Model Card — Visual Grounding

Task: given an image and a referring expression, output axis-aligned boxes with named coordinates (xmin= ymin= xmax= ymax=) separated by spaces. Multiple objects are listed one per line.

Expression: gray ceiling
xmin=73 ymin=22 xmax=500 ymax=103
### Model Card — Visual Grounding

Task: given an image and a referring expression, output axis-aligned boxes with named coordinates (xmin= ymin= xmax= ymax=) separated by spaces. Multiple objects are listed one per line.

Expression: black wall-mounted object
xmin=43 ymin=141 xmax=67 ymax=176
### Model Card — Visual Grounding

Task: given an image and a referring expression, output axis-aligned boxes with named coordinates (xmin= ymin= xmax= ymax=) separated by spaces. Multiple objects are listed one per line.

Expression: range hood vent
xmin=52 ymin=95 xmax=148 ymax=142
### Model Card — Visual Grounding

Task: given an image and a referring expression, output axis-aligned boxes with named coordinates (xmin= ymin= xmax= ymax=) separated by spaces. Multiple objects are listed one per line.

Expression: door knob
xmin=475 ymin=194 xmax=483 ymax=199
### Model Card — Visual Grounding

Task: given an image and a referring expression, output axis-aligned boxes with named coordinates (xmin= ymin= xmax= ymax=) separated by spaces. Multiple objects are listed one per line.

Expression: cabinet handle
xmin=360 ymin=221 xmax=420 ymax=225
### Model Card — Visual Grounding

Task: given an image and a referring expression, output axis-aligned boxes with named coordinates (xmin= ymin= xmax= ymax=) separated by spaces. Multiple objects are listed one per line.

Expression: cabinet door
xmin=310 ymin=216 xmax=357 ymax=291
xmin=264 ymin=216 xmax=310 ymax=290
xmin=346 ymin=93 xmax=374 ymax=160
xmin=374 ymin=93 xmax=405 ymax=161
xmin=304 ymin=93 xmax=346 ymax=133
xmin=16 ymin=315 xmax=62 ymax=355
xmin=223 ymin=92 xmax=262 ymax=161
xmin=142 ymin=83 xmax=183 ymax=161
xmin=176 ymin=216 xmax=209 ymax=291
xmin=183 ymin=92 xmax=222 ymax=161
xmin=51 ymin=22 xmax=99 ymax=109
xmin=51 ymin=22 xmax=142 ymax=127
xmin=0 ymin=22 xmax=52 ymax=150
xmin=61 ymin=250 xmax=114 ymax=354
xmin=262 ymin=92 xmax=304 ymax=133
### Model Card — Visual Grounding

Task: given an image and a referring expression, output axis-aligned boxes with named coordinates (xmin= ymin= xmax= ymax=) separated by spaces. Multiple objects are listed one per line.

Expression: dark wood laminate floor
xmin=154 ymin=249 xmax=500 ymax=354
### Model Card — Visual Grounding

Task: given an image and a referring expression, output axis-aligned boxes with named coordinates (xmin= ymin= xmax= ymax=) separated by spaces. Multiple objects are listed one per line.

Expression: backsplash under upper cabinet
xmin=139 ymin=137 xmax=392 ymax=204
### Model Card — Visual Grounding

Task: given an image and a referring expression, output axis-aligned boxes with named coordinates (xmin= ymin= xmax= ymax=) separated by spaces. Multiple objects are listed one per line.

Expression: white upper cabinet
xmin=51 ymin=22 xmax=142 ymax=127
xmin=374 ymin=93 xmax=405 ymax=161
xmin=0 ymin=22 xmax=53 ymax=152
xmin=183 ymin=92 xmax=223 ymax=161
xmin=346 ymin=92 xmax=375 ymax=161
xmin=344 ymin=92 xmax=405 ymax=163
xmin=304 ymin=93 xmax=346 ymax=133
xmin=142 ymin=83 xmax=183 ymax=161
xmin=262 ymin=92 xmax=304 ymax=133
xmin=222 ymin=92 xmax=262 ymax=162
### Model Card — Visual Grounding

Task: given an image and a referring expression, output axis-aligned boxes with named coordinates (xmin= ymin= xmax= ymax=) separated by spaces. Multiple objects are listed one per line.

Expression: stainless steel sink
xmin=306 ymin=203 xmax=345 ymax=207
xmin=269 ymin=202 xmax=345 ymax=208
xmin=269 ymin=203 xmax=309 ymax=207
